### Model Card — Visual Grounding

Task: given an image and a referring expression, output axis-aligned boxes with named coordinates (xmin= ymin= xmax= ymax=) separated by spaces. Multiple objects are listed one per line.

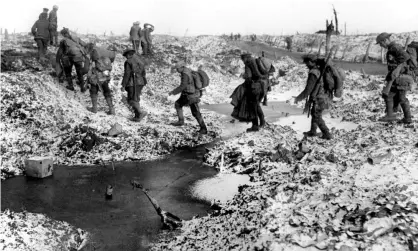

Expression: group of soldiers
xmin=129 ymin=21 xmax=154 ymax=56
xmin=31 ymin=6 xmax=59 ymax=58
xmin=30 ymin=8 xmax=416 ymax=138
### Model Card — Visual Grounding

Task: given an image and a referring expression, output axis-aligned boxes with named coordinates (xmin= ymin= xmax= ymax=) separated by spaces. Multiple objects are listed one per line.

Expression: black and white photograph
xmin=0 ymin=0 xmax=417 ymax=250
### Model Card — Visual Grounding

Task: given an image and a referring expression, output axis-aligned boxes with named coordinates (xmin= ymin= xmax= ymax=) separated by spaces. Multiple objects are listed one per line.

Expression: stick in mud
xmin=130 ymin=180 xmax=182 ymax=230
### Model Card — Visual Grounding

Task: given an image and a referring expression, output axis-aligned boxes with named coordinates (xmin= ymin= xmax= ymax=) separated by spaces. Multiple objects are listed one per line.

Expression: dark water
xmin=1 ymin=145 xmax=217 ymax=251
xmin=203 ymin=101 xmax=303 ymax=121
xmin=235 ymin=41 xmax=387 ymax=76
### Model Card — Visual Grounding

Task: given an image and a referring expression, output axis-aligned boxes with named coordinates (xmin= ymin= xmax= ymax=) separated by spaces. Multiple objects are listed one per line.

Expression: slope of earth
xmin=0 ymin=35 xmax=251 ymax=180
xmin=0 ymin=35 xmax=249 ymax=250
xmin=256 ymin=31 xmax=418 ymax=63
xmin=0 ymin=210 xmax=89 ymax=251
xmin=150 ymin=57 xmax=418 ymax=250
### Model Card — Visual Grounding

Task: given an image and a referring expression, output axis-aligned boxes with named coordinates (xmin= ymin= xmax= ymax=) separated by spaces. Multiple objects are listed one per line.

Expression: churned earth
xmin=1 ymin=33 xmax=418 ymax=250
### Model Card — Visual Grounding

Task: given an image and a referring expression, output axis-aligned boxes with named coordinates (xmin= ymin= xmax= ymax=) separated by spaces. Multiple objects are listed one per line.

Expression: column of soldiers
xmin=129 ymin=21 xmax=154 ymax=56
xmin=31 ymin=6 xmax=59 ymax=59
xmin=32 ymin=8 xmax=416 ymax=137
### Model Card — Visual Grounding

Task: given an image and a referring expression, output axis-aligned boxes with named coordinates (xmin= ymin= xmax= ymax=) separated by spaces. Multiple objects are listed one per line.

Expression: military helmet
xmin=301 ymin=54 xmax=317 ymax=63
xmin=376 ymin=32 xmax=392 ymax=44
xmin=123 ymin=49 xmax=136 ymax=57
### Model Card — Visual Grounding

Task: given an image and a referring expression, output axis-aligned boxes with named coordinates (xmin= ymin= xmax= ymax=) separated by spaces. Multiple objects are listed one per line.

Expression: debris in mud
xmin=131 ymin=180 xmax=182 ymax=230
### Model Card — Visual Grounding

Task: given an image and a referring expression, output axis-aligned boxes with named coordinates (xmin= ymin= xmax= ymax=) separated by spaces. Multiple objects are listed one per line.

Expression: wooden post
xmin=344 ymin=22 xmax=346 ymax=36
xmin=333 ymin=45 xmax=340 ymax=59
xmin=340 ymin=44 xmax=349 ymax=60
xmin=318 ymin=41 xmax=324 ymax=56
xmin=381 ymin=47 xmax=385 ymax=63
xmin=362 ymin=40 xmax=372 ymax=63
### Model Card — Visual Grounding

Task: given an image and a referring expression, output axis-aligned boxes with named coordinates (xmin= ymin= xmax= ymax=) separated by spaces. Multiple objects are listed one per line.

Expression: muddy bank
xmin=234 ymin=41 xmax=387 ymax=75
xmin=1 ymin=145 xmax=220 ymax=251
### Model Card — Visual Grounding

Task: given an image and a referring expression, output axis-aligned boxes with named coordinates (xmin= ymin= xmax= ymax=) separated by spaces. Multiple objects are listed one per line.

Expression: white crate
xmin=24 ymin=157 xmax=54 ymax=178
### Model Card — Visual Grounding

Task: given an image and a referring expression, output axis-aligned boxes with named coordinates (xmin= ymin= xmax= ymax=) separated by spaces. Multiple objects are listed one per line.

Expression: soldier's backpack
xmin=256 ymin=57 xmax=273 ymax=75
xmin=96 ymin=57 xmax=112 ymax=72
xmin=192 ymin=69 xmax=210 ymax=90
xmin=406 ymin=41 xmax=418 ymax=71
xmin=317 ymin=59 xmax=345 ymax=98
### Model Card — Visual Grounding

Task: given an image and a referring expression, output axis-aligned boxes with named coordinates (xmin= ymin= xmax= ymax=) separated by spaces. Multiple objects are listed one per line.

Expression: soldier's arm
xmin=406 ymin=46 xmax=417 ymax=69
xmin=121 ymin=62 xmax=131 ymax=88
xmin=171 ymin=74 xmax=189 ymax=95
xmin=31 ymin=21 xmax=37 ymax=36
xmin=295 ymin=73 xmax=317 ymax=102
xmin=56 ymin=45 xmax=64 ymax=63
xmin=269 ymin=65 xmax=276 ymax=74
xmin=91 ymin=49 xmax=100 ymax=62
xmin=242 ymin=65 xmax=252 ymax=79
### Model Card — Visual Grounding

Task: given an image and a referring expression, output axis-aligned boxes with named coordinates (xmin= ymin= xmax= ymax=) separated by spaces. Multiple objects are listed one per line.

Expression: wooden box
xmin=24 ymin=157 xmax=54 ymax=178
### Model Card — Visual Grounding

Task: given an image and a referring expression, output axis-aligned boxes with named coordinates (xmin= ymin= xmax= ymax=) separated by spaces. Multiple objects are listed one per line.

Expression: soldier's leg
xmin=126 ymin=86 xmax=140 ymax=120
xmin=257 ymin=103 xmax=266 ymax=127
xmin=42 ymin=39 xmax=48 ymax=58
xmin=312 ymin=103 xmax=332 ymax=140
xmin=247 ymin=101 xmax=259 ymax=132
xmin=304 ymin=106 xmax=319 ymax=137
xmin=190 ymin=103 xmax=207 ymax=134
xmin=262 ymin=93 xmax=268 ymax=106
xmin=379 ymin=89 xmax=397 ymax=122
xmin=89 ymin=84 xmax=99 ymax=113
xmin=35 ymin=39 xmax=43 ymax=59
xmin=63 ymin=62 xmax=75 ymax=91
xmin=172 ymin=95 xmax=186 ymax=126
xmin=74 ymin=61 xmax=86 ymax=93
xmin=397 ymin=90 xmax=412 ymax=124
xmin=102 ymin=81 xmax=115 ymax=115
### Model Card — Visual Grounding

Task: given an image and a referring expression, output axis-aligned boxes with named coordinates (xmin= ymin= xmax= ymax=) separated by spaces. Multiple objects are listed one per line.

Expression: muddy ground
xmin=1 ymin=32 xmax=418 ymax=251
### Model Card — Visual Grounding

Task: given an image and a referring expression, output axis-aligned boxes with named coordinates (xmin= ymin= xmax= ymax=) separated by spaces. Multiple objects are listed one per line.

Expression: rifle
xmin=306 ymin=46 xmax=336 ymax=118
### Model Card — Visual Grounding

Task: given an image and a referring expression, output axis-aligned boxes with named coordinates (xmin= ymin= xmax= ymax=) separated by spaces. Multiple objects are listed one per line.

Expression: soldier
xmin=240 ymin=53 xmax=267 ymax=132
xmin=85 ymin=43 xmax=116 ymax=115
xmin=129 ymin=21 xmax=141 ymax=52
xmin=31 ymin=12 xmax=50 ymax=59
xmin=376 ymin=32 xmax=414 ymax=124
xmin=56 ymin=28 xmax=88 ymax=92
xmin=168 ymin=61 xmax=208 ymax=134
xmin=121 ymin=49 xmax=148 ymax=122
xmin=48 ymin=5 xmax=58 ymax=46
xmin=142 ymin=23 xmax=154 ymax=56
xmin=294 ymin=54 xmax=332 ymax=140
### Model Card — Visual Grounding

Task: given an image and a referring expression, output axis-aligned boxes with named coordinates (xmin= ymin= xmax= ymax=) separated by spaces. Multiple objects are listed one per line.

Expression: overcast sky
xmin=1 ymin=0 xmax=417 ymax=36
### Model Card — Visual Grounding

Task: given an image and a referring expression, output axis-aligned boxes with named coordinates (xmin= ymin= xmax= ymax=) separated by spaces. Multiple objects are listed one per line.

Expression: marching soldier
xmin=168 ymin=61 xmax=208 ymax=134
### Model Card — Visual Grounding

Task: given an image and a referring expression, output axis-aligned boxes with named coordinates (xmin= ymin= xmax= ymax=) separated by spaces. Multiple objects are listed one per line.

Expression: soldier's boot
xmin=131 ymin=102 xmax=144 ymax=122
xmin=318 ymin=122 xmax=332 ymax=140
xmin=196 ymin=116 xmax=208 ymax=134
xmin=259 ymin=115 xmax=266 ymax=128
xmin=303 ymin=123 xmax=320 ymax=137
xmin=171 ymin=108 xmax=185 ymax=126
xmin=105 ymin=97 xmax=116 ymax=115
xmin=66 ymin=77 xmax=75 ymax=91
xmin=247 ymin=119 xmax=259 ymax=132
xmin=262 ymin=95 xmax=268 ymax=106
xmin=90 ymin=95 xmax=98 ymax=113
xmin=79 ymin=79 xmax=87 ymax=93
xmin=379 ymin=99 xmax=397 ymax=122
xmin=398 ymin=102 xmax=412 ymax=124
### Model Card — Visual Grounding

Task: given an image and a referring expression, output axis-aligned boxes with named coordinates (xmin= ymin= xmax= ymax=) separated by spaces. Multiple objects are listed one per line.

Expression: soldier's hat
xmin=43 ymin=8 xmax=49 ymax=12
xmin=133 ymin=21 xmax=140 ymax=25
xmin=123 ymin=49 xmax=136 ymax=57
xmin=60 ymin=27 xmax=70 ymax=35
xmin=301 ymin=54 xmax=317 ymax=63
xmin=376 ymin=32 xmax=392 ymax=44
xmin=53 ymin=5 xmax=58 ymax=9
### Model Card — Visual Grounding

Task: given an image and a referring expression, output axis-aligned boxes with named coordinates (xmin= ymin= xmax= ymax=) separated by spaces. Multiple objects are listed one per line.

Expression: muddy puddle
xmin=1 ymin=144 xmax=250 ymax=251
xmin=202 ymin=101 xmax=302 ymax=137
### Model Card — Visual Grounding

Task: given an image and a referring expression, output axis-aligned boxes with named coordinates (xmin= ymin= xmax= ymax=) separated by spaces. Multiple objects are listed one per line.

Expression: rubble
xmin=0 ymin=209 xmax=88 ymax=251
xmin=150 ymin=36 xmax=418 ymax=250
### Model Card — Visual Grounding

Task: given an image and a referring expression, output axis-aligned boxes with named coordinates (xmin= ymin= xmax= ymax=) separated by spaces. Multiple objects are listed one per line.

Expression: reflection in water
xmin=190 ymin=173 xmax=251 ymax=203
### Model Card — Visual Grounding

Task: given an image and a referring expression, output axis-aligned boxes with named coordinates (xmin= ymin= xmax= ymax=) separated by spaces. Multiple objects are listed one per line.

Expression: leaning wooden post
xmin=362 ymin=40 xmax=372 ymax=63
